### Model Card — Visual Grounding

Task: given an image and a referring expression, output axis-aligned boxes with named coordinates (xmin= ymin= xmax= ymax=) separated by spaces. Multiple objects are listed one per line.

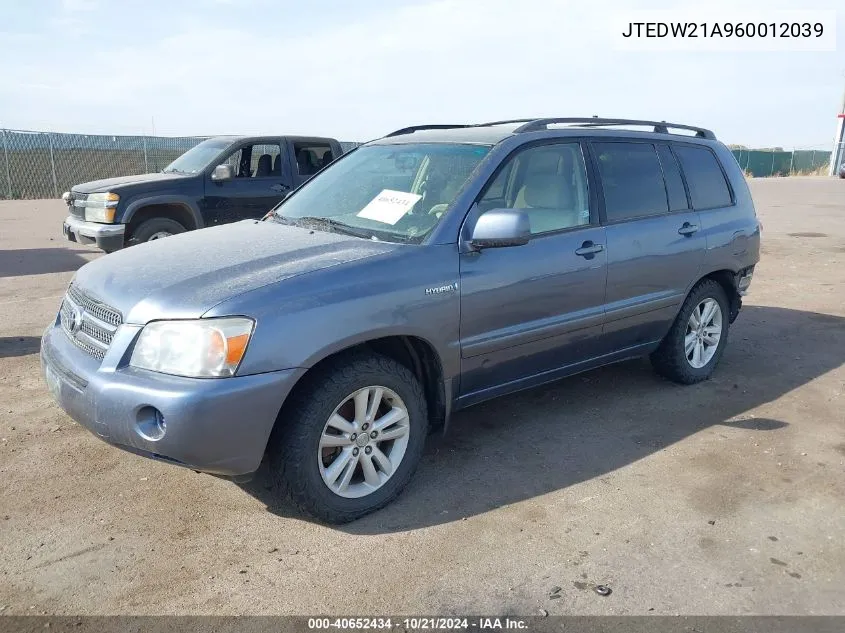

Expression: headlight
xmin=84 ymin=192 xmax=119 ymax=223
xmin=130 ymin=318 xmax=254 ymax=378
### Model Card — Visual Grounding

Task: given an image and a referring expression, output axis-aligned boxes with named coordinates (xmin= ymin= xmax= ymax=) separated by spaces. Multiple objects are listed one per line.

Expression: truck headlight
xmin=84 ymin=192 xmax=119 ymax=223
xmin=130 ymin=318 xmax=254 ymax=378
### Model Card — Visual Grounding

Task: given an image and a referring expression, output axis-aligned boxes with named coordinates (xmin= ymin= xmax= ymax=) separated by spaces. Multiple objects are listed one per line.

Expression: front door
xmin=203 ymin=141 xmax=292 ymax=225
xmin=458 ymin=141 xmax=608 ymax=403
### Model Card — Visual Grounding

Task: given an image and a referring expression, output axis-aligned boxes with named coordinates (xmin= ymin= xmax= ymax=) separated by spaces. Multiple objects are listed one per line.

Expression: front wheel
xmin=268 ymin=353 xmax=428 ymax=523
xmin=650 ymin=279 xmax=730 ymax=384
xmin=128 ymin=217 xmax=186 ymax=245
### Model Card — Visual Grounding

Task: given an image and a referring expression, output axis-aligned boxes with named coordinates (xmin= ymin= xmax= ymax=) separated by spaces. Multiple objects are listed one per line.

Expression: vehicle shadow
xmin=0 ymin=247 xmax=94 ymax=278
xmin=240 ymin=305 xmax=844 ymax=533
xmin=0 ymin=336 xmax=42 ymax=359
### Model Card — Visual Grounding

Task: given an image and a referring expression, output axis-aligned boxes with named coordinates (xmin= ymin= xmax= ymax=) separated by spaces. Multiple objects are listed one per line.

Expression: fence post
xmin=143 ymin=136 xmax=149 ymax=172
xmin=48 ymin=132 xmax=59 ymax=198
xmin=770 ymin=152 xmax=776 ymax=177
xmin=2 ymin=129 xmax=11 ymax=200
xmin=789 ymin=149 xmax=795 ymax=174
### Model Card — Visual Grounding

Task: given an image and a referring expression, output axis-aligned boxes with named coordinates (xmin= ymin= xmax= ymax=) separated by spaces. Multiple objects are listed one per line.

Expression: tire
xmin=268 ymin=352 xmax=429 ymax=524
xmin=650 ymin=279 xmax=730 ymax=385
xmin=128 ymin=217 xmax=186 ymax=245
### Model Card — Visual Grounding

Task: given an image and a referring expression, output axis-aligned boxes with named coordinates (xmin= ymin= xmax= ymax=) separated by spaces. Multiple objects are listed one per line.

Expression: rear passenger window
xmin=656 ymin=145 xmax=689 ymax=211
xmin=593 ymin=143 xmax=668 ymax=221
xmin=293 ymin=142 xmax=334 ymax=176
xmin=673 ymin=145 xmax=733 ymax=209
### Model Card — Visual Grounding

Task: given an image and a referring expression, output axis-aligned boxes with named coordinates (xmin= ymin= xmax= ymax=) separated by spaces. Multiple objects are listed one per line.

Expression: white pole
xmin=829 ymin=86 xmax=845 ymax=176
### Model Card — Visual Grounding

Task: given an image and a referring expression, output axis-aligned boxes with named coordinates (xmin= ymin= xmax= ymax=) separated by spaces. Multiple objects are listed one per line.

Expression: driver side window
xmin=478 ymin=143 xmax=590 ymax=234
xmin=221 ymin=143 xmax=282 ymax=178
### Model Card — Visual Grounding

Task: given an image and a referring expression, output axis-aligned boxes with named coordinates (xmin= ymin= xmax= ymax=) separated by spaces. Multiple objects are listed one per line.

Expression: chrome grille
xmin=59 ymin=285 xmax=123 ymax=361
xmin=68 ymin=193 xmax=86 ymax=219
xmin=67 ymin=284 xmax=122 ymax=326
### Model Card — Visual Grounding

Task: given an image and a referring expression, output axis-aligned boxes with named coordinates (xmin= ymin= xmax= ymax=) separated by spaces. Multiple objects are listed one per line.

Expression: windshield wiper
xmin=286 ymin=216 xmax=376 ymax=240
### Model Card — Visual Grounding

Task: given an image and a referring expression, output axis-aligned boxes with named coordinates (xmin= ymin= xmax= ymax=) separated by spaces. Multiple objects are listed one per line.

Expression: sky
xmin=0 ymin=0 xmax=842 ymax=148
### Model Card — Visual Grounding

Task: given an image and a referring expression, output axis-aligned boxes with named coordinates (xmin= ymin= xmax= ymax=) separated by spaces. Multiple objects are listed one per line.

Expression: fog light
xmin=136 ymin=406 xmax=166 ymax=441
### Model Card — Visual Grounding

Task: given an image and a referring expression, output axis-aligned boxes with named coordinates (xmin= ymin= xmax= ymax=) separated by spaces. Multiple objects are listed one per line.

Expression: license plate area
xmin=45 ymin=363 xmax=63 ymax=400
xmin=62 ymin=223 xmax=76 ymax=242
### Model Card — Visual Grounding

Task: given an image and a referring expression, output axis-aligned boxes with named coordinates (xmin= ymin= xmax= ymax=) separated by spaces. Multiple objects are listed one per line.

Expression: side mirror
xmin=211 ymin=164 xmax=234 ymax=182
xmin=469 ymin=209 xmax=531 ymax=249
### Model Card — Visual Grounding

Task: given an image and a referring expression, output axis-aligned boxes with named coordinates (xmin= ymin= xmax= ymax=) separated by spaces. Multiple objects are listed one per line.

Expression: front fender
xmin=122 ymin=195 xmax=204 ymax=229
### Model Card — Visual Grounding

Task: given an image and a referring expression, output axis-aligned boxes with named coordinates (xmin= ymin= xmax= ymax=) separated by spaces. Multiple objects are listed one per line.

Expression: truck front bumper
xmin=40 ymin=319 xmax=304 ymax=476
xmin=63 ymin=215 xmax=125 ymax=252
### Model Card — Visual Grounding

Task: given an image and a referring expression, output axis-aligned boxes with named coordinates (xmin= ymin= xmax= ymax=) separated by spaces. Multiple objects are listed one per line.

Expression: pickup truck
xmin=61 ymin=135 xmax=345 ymax=252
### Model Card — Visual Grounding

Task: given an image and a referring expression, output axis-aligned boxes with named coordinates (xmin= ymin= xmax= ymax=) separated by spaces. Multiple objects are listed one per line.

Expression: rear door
xmin=458 ymin=141 xmax=608 ymax=403
xmin=671 ymin=143 xmax=744 ymax=271
xmin=591 ymin=140 xmax=705 ymax=352
xmin=203 ymin=140 xmax=292 ymax=225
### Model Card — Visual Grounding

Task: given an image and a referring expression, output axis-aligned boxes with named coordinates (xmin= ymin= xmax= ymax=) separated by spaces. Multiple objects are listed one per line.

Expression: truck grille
xmin=67 ymin=192 xmax=87 ymax=219
xmin=59 ymin=285 xmax=123 ymax=361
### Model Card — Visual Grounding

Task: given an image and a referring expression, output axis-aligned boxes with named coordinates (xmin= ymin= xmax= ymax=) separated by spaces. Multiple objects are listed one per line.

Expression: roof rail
xmin=513 ymin=117 xmax=716 ymax=139
xmin=384 ymin=119 xmax=542 ymax=138
xmin=384 ymin=124 xmax=472 ymax=138
xmin=475 ymin=118 xmax=542 ymax=127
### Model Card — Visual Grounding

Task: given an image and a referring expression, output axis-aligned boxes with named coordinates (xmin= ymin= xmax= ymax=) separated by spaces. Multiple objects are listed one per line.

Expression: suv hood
xmin=72 ymin=220 xmax=400 ymax=324
xmin=71 ymin=172 xmax=189 ymax=194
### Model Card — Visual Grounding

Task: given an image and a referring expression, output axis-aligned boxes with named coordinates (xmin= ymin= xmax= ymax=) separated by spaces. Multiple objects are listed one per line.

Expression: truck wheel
xmin=128 ymin=218 xmax=186 ymax=245
xmin=650 ymin=279 xmax=730 ymax=384
xmin=269 ymin=353 xmax=428 ymax=524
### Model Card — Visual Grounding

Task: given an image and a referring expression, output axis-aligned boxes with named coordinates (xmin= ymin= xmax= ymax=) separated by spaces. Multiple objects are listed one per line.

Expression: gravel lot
xmin=0 ymin=178 xmax=843 ymax=616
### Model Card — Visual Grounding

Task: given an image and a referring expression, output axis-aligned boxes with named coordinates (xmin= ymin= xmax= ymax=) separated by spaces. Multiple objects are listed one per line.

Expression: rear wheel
xmin=268 ymin=353 xmax=428 ymax=523
xmin=650 ymin=279 xmax=730 ymax=384
xmin=128 ymin=217 xmax=186 ymax=245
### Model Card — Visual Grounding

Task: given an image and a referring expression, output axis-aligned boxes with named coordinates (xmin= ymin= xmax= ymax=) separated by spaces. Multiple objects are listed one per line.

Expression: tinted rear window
xmin=673 ymin=145 xmax=733 ymax=209
xmin=656 ymin=145 xmax=689 ymax=211
xmin=594 ymin=142 xmax=668 ymax=221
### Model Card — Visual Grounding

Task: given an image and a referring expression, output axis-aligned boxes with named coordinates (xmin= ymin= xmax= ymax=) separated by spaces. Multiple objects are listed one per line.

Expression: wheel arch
xmin=269 ymin=334 xmax=449 ymax=448
xmin=697 ymin=268 xmax=742 ymax=323
xmin=124 ymin=196 xmax=204 ymax=233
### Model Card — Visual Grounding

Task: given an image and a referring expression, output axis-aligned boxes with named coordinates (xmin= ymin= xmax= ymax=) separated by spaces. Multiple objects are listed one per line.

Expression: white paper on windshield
xmin=356 ymin=189 xmax=422 ymax=225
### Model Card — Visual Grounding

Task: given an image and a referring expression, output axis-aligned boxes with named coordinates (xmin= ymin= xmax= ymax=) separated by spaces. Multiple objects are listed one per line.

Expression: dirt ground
xmin=0 ymin=178 xmax=843 ymax=616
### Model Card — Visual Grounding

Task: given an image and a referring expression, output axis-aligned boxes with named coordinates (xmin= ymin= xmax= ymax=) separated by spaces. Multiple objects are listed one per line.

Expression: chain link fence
xmin=0 ymin=129 xmax=362 ymax=200
xmin=730 ymin=148 xmax=832 ymax=177
xmin=0 ymin=127 xmax=836 ymax=199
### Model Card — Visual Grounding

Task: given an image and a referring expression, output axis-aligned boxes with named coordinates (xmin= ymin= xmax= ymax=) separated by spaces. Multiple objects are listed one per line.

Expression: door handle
xmin=575 ymin=241 xmax=604 ymax=257
xmin=270 ymin=184 xmax=290 ymax=193
xmin=678 ymin=222 xmax=699 ymax=236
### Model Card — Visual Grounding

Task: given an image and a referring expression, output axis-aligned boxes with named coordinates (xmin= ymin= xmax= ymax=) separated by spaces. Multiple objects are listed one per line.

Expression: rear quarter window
xmin=673 ymin=145 xmax=733 ymax=210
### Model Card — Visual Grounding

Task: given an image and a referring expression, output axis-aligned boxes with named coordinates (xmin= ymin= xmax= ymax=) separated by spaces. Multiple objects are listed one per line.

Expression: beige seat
xmin=514 ymin=171 xmax=581 ymax=233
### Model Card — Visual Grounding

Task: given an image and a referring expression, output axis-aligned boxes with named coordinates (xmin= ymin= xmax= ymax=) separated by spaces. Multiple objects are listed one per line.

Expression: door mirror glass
xmin=470 ymin=209 xmax=531 ymax=249
xmin=211 ymin=164 xmax=234 ymax=182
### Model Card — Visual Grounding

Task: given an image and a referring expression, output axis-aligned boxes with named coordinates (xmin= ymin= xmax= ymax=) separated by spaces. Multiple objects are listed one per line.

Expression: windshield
xmin=163 ymin=138 xmax=234 ymax=174
xmin=274 ymin=143 xmax=491 ymax=243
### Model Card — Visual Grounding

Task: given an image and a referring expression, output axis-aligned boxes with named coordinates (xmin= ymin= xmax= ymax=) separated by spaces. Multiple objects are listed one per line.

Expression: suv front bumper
xmin=40 ymin=318 xmax=304 ymax=476
xmin=63 ymin=215 xmax=125 ymax=252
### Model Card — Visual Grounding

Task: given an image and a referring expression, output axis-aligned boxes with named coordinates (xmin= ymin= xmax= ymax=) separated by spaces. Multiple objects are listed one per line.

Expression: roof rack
xmin=384 ymin=117 xmax=716 ymax=140
xmin=384 ymin=119 xmax=542 ymax=138
xmin=512 ymin=117 xmax=716 ymax=139
xmin=384 ymin=124 xmax=472 ymax=138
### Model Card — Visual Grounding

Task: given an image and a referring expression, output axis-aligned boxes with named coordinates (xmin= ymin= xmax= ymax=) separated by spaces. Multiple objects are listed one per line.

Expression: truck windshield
xmin=163 ymin=138 xmax=233 ymax=174
xmin=274 ymin=143 xmax=491 ymax=243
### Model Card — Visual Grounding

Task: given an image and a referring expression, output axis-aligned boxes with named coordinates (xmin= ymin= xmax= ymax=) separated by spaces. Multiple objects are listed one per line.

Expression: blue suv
xmin=41 ymin=118 xmax=761 ymax=523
